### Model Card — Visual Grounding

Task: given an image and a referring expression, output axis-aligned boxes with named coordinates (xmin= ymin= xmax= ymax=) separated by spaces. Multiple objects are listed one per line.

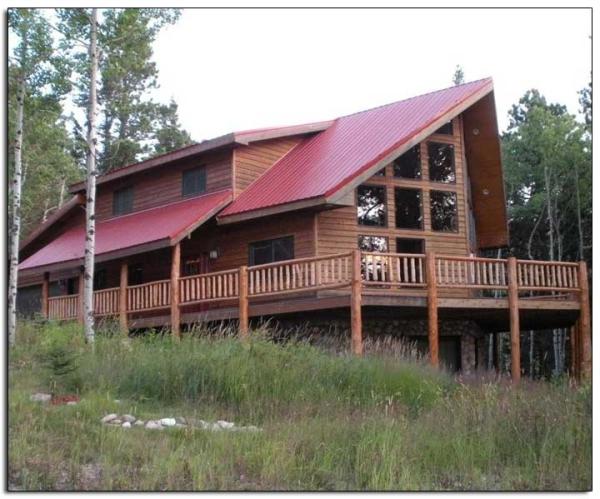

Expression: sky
xmin=151 ymin=8 xmax=592 ymax=142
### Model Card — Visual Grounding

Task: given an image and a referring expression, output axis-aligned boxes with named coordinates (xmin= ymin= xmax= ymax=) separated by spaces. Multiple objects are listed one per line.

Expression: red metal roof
xmin=220 ymin=78 xmax=493 ymax=220
xmin=20 ymin=189 xmax=232 ymax=271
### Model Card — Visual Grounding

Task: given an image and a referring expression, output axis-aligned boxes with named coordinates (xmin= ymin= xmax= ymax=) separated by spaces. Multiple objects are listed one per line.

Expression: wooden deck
xmin=43 ymin=250 xmax=591 ymax=382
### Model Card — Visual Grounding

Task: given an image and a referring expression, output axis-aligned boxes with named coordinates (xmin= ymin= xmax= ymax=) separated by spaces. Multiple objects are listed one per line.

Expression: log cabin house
xmin=17 ymin=78 xmax=591 ymax=380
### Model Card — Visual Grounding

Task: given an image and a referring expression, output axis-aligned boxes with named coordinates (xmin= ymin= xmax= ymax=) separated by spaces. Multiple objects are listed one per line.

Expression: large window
xmin=430 ymin=190 xmax=458 ymax=232
xmin=249 ymin=236 xmax=294 ymax=266
xmin=428 ymin=142 xmax=456 ymax=183
xmin=358 ymin=235 xmax=389 ymax=252
xmin=357 ymin=185 xmax=387 ymax=226
xmin=393 ymin=145 xmax=421 ymax=179
xmin=113 ymin=186 xmax=134 ymax=215
xmin=396 ymin=238 xmax=425 ymax=254
xmin=394 ymin=187 xmax=423 ymax=230
xmin=182 ymin=167 xmax=207 ymax=197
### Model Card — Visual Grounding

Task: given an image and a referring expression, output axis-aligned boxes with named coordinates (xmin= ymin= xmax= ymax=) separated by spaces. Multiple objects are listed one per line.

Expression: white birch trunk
xmin=83 ymin=8 xmax=99 ymax=344
xmin=8 ymin=75 xmax=26 ymax=347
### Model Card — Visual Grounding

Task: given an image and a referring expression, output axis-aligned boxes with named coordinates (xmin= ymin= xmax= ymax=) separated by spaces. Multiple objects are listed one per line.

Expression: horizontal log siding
xmin=210 ymin=212 xmax=316 ymax=271
xmin=317 ymin=117 xmax=470 ymax=296
xmin=234 ymin=137 xmax=304 ymax=197
xmin=96 ymin=150 xmax=232 ymax=221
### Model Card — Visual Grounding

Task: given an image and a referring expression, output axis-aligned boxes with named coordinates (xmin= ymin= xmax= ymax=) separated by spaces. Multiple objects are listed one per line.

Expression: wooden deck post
xmin=570 ymin=320 xmax=580 ymax=382
xmin=119 ymin=262 xmax=128 ymax=335
xmin=351 ymin=249 xmax=363 ymax=356
xmin=41 ymin=272 xmax=49 ymax=319
xmin=170 ymin=242 xmax=181 ymax=340
xmin=78 ymin=269 xmax=85 ymax=324
xmin=239 ymin=265 xmax=249 ymax=339
xmin=578 ymin=260 xmax=591 ymax=381
xmin=507 ymin=256 xmax=521 ymax=384
xmin=425 ymin=251 xmax=439 ymax=368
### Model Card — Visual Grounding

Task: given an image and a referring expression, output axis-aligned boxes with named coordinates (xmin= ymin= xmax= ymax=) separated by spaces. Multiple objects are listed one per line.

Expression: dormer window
xmin=113 ymin=186 xmax=134 ymax=216
xmin=182 ymin=167 xmax=206 ymax=197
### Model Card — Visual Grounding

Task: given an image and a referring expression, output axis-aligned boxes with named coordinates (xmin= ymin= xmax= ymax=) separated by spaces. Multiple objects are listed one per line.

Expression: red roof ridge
xmin=338 ymin=77 xmax=493 ymax=121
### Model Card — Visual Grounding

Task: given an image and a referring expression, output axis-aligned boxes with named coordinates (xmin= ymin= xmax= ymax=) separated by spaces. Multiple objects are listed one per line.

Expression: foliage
xmin=452 ymin=65 xmax=465 ymax=86
xmin=98 ymin=8 xmax=191 ymax=171
xmin=35 ymin=323 xmax=84 ymax=394
xmin=8 ymin=322 xmax=591 ymax=491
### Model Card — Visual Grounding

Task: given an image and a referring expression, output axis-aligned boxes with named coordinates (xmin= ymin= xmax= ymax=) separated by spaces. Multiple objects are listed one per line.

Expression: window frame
xmin=433 ymin=121 xmax=454 ymax=136
xmin=248 ymin=235 xmax=295 ymax=266
xmin=427 ymin=142 xmax=456 ymax=184
xmin=182 ymin=166 xmax=207 ymax=198
xmin=356 ymin=184 xmax=388 ymax=227
xmin=112 ymin=185 xmax=134 ymax=216
xmin=430 ymin=189 xmax=459 ymax=233
xmin=393 ymin=145 xmax=422 ymax=180
xmin=394 ymin=187 xmax=424 ymax=230
xmin=395 ymin=238 xmax=425 ymax=255
xmin=358 ymin=235 xmax=389 ymax=253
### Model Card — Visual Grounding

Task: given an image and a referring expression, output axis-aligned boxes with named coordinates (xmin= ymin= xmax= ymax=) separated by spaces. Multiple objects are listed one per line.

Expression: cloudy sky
xmin=151 ymin=8 xmax=591 ymax=142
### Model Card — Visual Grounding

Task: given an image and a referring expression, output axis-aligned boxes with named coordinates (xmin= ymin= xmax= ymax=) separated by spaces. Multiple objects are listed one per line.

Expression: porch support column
xmin=570 ymin=320 xmax=580 ymax=382
xmin=425 ymin=251 xmax=439 ymax=368
xmin=41 ymin=272 xmax=49 ymax=319
xmin=351 ymin=249 xmax=363 ymax=356
xmin=507 ymin=256 xmax=521 ymax=384
xmin=578 ymin=260 xmax=591 ymax=381
xmin=170 ymin=242 xmax=181 ymax=340
xmin=239 ymin=265 xmax=249 ymax=338
xmin=119 ymin=262 xmax=128 ymax=335
xmin=78 ymin=268 xmax=85 ymax=324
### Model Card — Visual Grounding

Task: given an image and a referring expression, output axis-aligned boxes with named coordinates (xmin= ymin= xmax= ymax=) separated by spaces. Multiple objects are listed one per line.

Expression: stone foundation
xmin=271 ymin=318 xmax=484 ymax=373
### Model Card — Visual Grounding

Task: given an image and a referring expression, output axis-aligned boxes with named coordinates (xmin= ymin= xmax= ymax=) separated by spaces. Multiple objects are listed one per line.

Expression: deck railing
xmin=249 ymin=253 xmax=352 ymax=297
xmin=43 ymin=252 xmax=584 ymax=322
xmin=94 ymin=287 xmax=120 ymax=316
xmin=127 ymin=279 xmax=171 ymax=312
xmin=180 ymin=269 xmax=239 ymax=304
xmin=48 ymin=294 xmax=79 ymax=320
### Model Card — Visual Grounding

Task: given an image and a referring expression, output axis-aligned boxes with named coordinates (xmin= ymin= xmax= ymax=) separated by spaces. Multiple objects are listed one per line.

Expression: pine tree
xmin=452 ymin=65 xmax=465 ymax=86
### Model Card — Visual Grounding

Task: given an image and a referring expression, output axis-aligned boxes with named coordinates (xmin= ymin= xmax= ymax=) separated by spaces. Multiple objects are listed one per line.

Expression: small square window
xmin=182 ymin=167 xmax=207 ymax=197
xmin=358 ymin=235 xmax=389 ymax=252
xmin=396 ymin=238 xmax=425 ymax=254
xmin=428 ymin=142 xmax=456 ymax=183
xmin=434 ymin=121 xmax=454 ymax=135
xmin=357 ymin=185 xmax=387 ymax=226
xmin=249 ymin=236 xmax=294 ymax=266
xmin=395 ymin=188 xmax=423 ymax=230
xmin=430 ymin=190 xmax=458 ymax=232
xmin=113 ymin=186 xmax=134 ymax=215
xmin=393 ymin=145 xmax=421 ymax=179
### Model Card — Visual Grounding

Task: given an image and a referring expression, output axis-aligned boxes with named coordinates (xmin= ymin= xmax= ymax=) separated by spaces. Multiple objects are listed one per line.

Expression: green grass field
xmin=8 ymin=321 xmax=591 ymax=491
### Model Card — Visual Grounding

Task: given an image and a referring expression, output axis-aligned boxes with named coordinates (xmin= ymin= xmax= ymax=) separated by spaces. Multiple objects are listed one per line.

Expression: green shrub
xmin=35 ymin=322 xmax=84 ymax=394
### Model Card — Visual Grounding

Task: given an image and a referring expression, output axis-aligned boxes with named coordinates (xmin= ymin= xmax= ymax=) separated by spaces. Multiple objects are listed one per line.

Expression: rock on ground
xmin=30 ymin=393 xmax=52 ymax=403
xmin=101 ymin=414 xmax=118 ymax=424
xmin=145 ymin=420 xmax=164 ymax=430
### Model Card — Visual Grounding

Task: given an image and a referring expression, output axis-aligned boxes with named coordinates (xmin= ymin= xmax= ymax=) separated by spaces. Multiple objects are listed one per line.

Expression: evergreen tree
xmin=152 ymin=99 xmax=193 ymax=156
xmin=98 ymin=8 xmax=189 ymax=171
xmin=452 ymin=65 xmax=465 ymax=85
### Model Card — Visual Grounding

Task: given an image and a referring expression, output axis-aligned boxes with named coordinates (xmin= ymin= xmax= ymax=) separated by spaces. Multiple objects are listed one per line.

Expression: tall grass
xmin=8 ymin=321 xmax=591 ymax=491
